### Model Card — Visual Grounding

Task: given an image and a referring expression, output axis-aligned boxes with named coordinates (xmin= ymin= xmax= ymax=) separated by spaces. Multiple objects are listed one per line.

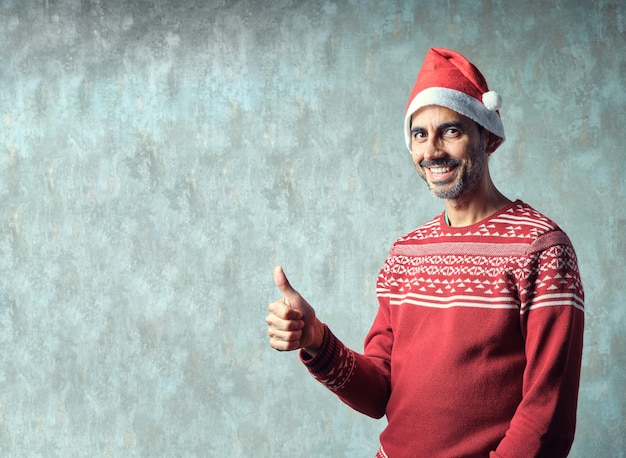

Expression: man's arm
xmin=492 ymin=235 xmax=585 ymax=457
xmin=298 ymin=308 xmax=393 ymax=419
xmin=266 ymin=266 xmax=392 ymax=418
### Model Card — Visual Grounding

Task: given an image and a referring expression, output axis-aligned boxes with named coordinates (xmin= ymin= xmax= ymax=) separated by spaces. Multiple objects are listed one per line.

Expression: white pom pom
xmin=482 ymin=91 xmax=502 ymax=111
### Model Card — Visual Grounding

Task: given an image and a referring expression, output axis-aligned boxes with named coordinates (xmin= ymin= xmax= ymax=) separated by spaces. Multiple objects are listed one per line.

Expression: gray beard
xmin=420 ymin=148 xmax=486 ymax=202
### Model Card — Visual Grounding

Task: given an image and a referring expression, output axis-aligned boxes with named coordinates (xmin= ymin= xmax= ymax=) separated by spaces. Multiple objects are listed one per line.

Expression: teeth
xmin=430 ymin=167 xmax=450 ymax=174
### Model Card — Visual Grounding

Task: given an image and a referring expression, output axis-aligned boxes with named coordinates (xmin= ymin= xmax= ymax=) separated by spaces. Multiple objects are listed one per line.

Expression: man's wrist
xmin=302 ymin=319 xmax=325 ymax=357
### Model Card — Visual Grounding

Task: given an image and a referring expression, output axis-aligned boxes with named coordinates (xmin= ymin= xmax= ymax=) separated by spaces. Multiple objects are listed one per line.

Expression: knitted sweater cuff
xmin=299 ymin=324 xmax=355 ymax=392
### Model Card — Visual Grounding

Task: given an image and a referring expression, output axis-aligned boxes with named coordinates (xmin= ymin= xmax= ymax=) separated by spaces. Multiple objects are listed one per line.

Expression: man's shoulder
xmin=395 ymin=213 xmax=442 ymax=245
xmin=492 ymin=200 xmax=561 ymax=234
xmin=508 ymin=201 xmax=577 ymax=253
xmin=502 ymin=200 xmax=559 ymax=226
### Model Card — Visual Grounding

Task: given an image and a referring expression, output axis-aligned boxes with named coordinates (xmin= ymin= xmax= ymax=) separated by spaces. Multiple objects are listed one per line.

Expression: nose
xmin=420 ymin=136 xmax=444 ymax=162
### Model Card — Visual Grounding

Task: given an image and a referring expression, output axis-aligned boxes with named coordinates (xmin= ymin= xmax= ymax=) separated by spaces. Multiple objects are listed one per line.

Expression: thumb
xmin=273 ymin=266 xmax=298 ymax=301
xmin=273 ymin=266 xmax=317 ymax=329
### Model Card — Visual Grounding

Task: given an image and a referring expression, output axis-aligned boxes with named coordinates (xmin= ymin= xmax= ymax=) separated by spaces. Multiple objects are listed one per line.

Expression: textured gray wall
xmin=0 ymin=0 xmax=624 ymax=456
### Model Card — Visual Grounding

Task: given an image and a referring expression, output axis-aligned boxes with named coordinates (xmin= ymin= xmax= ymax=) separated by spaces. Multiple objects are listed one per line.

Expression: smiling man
xmin=266 ymin=48 xmax=585 ymax=457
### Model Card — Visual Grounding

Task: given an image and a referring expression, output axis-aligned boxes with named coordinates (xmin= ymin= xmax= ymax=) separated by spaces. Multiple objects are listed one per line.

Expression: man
xmin=265 ymin=48 xmax=584 ymax=457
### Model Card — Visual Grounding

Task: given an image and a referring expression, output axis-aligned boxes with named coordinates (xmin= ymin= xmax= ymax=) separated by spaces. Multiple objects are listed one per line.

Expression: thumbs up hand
xmin=266 ymin=266 xmax=324 ymax=356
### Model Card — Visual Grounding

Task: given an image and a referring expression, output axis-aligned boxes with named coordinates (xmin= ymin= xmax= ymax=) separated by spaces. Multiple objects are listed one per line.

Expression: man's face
xmin=410 ymin=105 xmax=489 ymax=202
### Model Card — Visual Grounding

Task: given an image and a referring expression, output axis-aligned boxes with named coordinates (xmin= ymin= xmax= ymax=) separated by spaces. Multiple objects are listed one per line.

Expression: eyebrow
xmin=411 ymin=121 xmax=465 ymax=133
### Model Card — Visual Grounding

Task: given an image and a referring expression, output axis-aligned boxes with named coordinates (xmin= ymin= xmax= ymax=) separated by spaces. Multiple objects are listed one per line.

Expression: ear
xmin=485 ymin=132 xmax=503 ymax=155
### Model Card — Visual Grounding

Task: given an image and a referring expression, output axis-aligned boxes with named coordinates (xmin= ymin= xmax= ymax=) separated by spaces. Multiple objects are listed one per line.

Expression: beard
xmin=418 ymin=141 xmax=487 ymax=202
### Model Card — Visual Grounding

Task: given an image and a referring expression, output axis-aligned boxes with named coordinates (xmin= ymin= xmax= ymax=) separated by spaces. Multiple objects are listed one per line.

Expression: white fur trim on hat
xmin=403 ymin=87 xmax=505 ymax=153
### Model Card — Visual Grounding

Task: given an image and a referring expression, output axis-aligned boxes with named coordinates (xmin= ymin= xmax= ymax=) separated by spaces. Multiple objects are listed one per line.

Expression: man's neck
xmin=444 ymin=189 xmax=512 ymax=227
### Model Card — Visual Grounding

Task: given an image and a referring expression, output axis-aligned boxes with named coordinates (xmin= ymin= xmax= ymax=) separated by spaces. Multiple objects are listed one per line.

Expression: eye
xmin=411 ymin=129 xmax=427 ymax=142
xmin=443 ymin=127 xmax=462 ymax=138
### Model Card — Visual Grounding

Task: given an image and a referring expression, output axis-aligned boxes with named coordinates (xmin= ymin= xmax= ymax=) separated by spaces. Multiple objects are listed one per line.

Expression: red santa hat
xmin=404 ymin=48 xmax=505 ymax=153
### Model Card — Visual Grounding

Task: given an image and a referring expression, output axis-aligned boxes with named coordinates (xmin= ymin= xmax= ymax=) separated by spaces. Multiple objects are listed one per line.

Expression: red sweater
xmin=302 ymin=201 xmax=584 ymax=457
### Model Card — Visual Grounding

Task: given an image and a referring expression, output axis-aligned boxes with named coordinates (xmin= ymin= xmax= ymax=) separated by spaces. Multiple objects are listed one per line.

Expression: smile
xmin=427 ymin=166 xmax=456 ymax=181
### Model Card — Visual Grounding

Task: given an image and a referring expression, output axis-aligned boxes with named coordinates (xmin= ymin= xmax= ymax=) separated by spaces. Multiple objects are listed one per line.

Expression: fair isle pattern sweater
xmin=301 ymin=201 xmax=584 ymax=458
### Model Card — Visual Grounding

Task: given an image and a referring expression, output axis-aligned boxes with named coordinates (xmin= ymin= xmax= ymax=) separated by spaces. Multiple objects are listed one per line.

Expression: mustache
xmin=419 ymin=158 xmax=462 ymax=168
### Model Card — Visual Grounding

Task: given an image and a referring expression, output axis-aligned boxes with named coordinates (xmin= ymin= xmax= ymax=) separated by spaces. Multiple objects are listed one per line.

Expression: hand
xmin=266 ymin=266 xmax=324 ymax=355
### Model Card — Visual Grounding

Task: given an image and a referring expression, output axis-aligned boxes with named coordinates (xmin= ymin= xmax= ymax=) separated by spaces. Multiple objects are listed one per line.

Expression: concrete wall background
xmin=0 ymin=0 xmax=624 ymax=456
